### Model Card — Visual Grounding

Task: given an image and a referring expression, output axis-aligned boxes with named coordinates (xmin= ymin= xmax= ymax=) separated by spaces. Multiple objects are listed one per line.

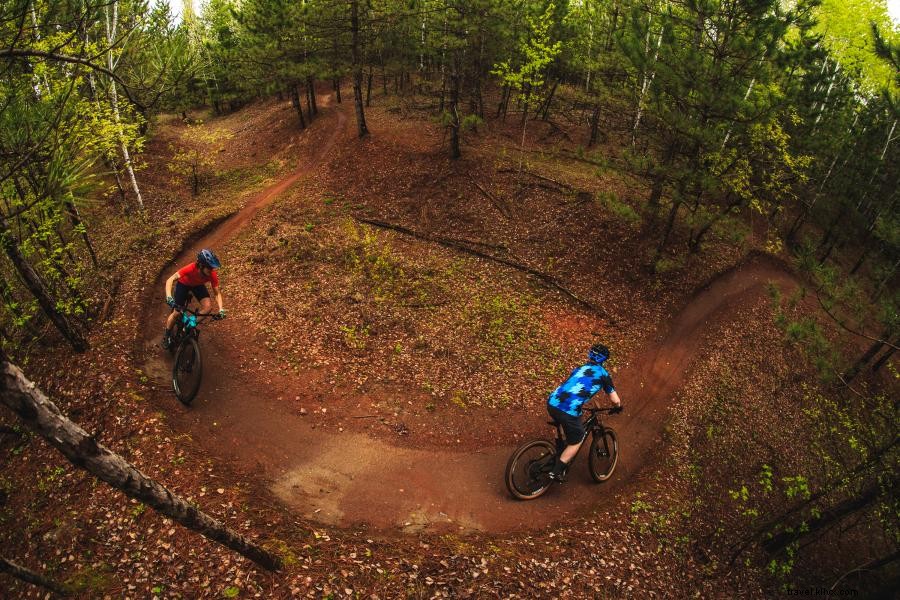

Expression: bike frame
xmin=551 ymin=407 xmax=613 ymax=452
xmin=170 ymin=305 xmax=214 ymax=347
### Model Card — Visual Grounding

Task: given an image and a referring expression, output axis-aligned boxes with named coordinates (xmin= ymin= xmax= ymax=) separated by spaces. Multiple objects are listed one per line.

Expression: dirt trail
xmin=140 ymin=99 xmax=798 ymax=534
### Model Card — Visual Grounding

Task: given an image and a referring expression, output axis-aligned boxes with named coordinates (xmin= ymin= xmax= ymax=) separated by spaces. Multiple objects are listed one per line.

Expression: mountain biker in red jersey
xmin=546 ymin=343 xmax=623 ymax=481
xmin=162 ymin=249 xmax=226 ymax=349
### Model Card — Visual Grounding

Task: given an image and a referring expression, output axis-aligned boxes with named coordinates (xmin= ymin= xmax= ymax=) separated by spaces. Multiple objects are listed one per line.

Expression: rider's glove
xmin=214 ymin=309 xmax=227 ymax=321
xmin=610 ymin=405 xmax=624 ymax=414
xmin=166 ymin=296 xmax=176 ymax=308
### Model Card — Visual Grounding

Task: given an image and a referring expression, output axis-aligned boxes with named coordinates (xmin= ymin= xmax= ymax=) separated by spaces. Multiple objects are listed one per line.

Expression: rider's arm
xmin=608 ymin=389 xmax=622 ymax=407
xmin=211 ymin=285 xmax=225 ymax=313
xmin=165 ymin=272 xmax=179 ymax=298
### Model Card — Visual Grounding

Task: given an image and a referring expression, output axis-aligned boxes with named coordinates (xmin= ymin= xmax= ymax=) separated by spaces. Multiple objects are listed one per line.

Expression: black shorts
xmin=173 ymin=281 xmax=210 ymax=307
xmin=547 ymin=405 xmax=586 ymax=446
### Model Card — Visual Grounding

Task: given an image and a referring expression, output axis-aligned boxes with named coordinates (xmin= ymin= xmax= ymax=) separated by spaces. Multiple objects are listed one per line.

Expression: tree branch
xmin=0 ymin=48 xmax=145 ymax=111
xmin=815 ymin=290 xmax=899 ymax=351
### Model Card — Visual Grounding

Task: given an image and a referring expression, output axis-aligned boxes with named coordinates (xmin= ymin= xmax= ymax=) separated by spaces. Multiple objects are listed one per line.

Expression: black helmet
xmin=588 ymin=343 xmax=610 ymax=363
xmin=197 ymin=249 xmax=221 ymax=269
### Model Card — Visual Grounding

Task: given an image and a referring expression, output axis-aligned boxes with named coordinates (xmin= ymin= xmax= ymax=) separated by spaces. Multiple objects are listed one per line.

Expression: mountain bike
xmin=504 ymin=406 xmax=621 ymax=500
xmin=166 ymin=303 xmax=222 ymax=405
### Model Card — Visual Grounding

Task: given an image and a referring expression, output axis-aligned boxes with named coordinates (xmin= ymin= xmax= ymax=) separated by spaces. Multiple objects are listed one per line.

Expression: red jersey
xmin=177 ymin=263 xmax=219 ymax=287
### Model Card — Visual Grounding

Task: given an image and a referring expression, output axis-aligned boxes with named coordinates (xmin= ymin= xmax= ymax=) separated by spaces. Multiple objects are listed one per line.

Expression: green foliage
xmin=814 ymin=0 xmax=900 ymax=94
xmin=491 ymin=3 xmax=562 ymax=98
xmin=466 ymin=292 xmax=537 ymax=354
xmin=595 ymin=191 xmax=640 ymax=224
xmin=167 ymin=122 xmax=233 ymax=195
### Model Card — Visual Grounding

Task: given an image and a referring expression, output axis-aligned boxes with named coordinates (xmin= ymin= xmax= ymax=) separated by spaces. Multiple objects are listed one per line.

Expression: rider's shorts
xmin=547 ymin=405 xmax=586 ymax=446
xmin=174 ymin=281 xmax=210 ymax=307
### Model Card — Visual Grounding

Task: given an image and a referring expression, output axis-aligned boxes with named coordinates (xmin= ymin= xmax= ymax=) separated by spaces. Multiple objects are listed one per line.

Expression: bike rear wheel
xmin=588 ymin=427 xmax=618 ymax=482
xmin=505 ymin=439 xmax=556 ymax=500
xmin=172 ymin=337 xmax=202 ymax=405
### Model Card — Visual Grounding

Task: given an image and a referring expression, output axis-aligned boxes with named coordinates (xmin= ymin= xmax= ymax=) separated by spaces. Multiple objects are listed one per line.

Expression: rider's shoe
xmin=161 ymin=331 xmax=172 ymax=350
xmin=548 ymin=461 xmax=568 ymax=483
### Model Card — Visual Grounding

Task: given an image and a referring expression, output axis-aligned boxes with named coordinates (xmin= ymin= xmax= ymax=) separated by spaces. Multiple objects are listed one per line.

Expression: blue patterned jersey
xmin=547 ymin=362 xmax=615 ymax=416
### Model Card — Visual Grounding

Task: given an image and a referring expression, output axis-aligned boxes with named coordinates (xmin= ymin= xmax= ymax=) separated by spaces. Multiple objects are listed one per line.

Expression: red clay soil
xmin=138 ymin=99 xmax=799 ymax=535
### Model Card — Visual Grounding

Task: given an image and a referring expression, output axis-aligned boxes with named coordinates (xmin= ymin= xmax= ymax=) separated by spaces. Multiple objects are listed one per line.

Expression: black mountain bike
xmin=166 ymin=304 xmax=221 ymax=405
xmin=505 ymin=406 xmax=621 ymax=500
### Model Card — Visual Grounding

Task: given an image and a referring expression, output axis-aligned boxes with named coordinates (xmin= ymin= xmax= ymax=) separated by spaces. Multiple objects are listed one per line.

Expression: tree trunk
xmin=305 ymin=82 xmax=314 ymax=120
xmin=606 ymin=2 xmax=620 ymax=50
xmin=762 ymin=480 xmax=883 ymax=555
xmin=842 ymin=337 xmax=886 ymax=383
xmin=291 ymin=85 xmax=306 ymax=129
xmin=333 ymin=78 xmax=341 ymax=103
xmin=0 ymin=216 xmax=87 ymax=352
xmin=307 ymin=77 xmax=318 ymax=115
xmin=104 ymin=1 xmax=143 ymax=211
xmin=588 ymin=104 xmax=601 ymax=147
xmin=539 ymin=78 xmax=559 ymax=121
xmin=63 ymin=200 xmax=98 ymax=269
xmin=0 ymin=360 xmax=282 ymax=572
xmin=351 ymin=0 xmax=369 ymax=138
xmin=872 ymin=344 xmax=896 ymax=372
xmin=521 ymin=83 xmax=531 ymax=127
xmin=689 ymin=194 xmax=743 ymax=253
xmin=448 ymin=54 xmax=461 ymax=159
xmin=818 ymin=204 xmax=847 ymax=263
xmin=497 ymin=84 xmax=510 ymax=119
xmin=0 ymin=556 xmax=70 ymax=597
xmin=656 ymin=198 xmax=681 ymax=256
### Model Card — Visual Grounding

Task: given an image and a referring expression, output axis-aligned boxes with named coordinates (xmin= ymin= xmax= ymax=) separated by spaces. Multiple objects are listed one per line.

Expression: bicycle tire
xmin=505 ymin=439 xmax=556 ymax=500
xmin=172 ymin=337 xmax=202 ymax=405
xmin=588 ymin=427 xmax=618 ymax=482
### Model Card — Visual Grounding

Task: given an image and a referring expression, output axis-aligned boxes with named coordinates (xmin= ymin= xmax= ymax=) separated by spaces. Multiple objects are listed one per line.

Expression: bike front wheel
xmin=505 ymin=439 xmax=556 ymax=500
xmin=172 ymin=337 xmax=202 ymax=405
xmin=588 ymin=427 xmax=618 ymax=482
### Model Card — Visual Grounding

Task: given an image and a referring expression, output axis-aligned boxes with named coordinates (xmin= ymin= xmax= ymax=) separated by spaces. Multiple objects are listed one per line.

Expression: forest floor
xmin=2 ymin=88 xmax=891 ymax=598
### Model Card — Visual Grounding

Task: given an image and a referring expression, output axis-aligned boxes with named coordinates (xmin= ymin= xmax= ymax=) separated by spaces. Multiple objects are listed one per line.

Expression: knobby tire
xmin=505 ymin=439 xmax=555 ymax=500
xmin=588 ymin=427 xmax=618 ymax=482
xmin=172 ymin=337 xmax=202 ymax=405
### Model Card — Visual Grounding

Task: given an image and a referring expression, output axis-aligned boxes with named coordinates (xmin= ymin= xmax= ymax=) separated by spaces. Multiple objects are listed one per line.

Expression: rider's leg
xmin=163 ymin=283 xmax=191 ymax=347
xmin=558 ymin=441 xmax=583 ymax=465
xmin=192 ymin=284 xmax=212 ymax=314
xmin=547 ymin=405 xmax=586 ymax=480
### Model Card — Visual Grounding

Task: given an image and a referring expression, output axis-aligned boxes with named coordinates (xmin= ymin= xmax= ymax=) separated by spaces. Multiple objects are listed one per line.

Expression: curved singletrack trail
xmin=140 ymin=99 xmax=797 ymax=534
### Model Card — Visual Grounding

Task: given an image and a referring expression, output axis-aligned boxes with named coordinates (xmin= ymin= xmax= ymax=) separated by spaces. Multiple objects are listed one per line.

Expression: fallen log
xmin=497 ymin=168 xmax=574 ymax=191
xmin=354 ymin=217 xmax=614 ymax=324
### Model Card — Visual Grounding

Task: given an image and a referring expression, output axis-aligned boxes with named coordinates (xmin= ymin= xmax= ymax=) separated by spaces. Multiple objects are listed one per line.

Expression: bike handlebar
xmin=169 ymin=303 xmax=223 ymax=320
xmin=586 ymin=406 xmax=624 ymax=415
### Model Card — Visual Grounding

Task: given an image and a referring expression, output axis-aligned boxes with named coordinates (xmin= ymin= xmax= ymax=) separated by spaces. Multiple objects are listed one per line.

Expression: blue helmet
xmin=588 ymin=343 xmax=610 ymax=363
xmin=197 ymin=249 xmax=221 ymax=269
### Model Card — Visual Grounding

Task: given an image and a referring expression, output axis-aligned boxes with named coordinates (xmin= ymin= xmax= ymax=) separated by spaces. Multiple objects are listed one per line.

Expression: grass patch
xmin=596 ymin=190 xmax=640 ymax=224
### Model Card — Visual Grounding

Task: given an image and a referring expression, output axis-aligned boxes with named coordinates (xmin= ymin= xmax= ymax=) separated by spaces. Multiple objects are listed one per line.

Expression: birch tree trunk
xmin=632 ymin=13 xmax=663 ymax=146
xmin=105 ymin=1 xmax=144 ymax=211
xmin=0 ymin=360 xmax=282 ymax=572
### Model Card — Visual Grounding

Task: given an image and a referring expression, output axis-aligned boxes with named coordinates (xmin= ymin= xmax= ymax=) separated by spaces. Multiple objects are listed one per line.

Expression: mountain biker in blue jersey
xmin=547 ymin=343 xmax=623 ymax=481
